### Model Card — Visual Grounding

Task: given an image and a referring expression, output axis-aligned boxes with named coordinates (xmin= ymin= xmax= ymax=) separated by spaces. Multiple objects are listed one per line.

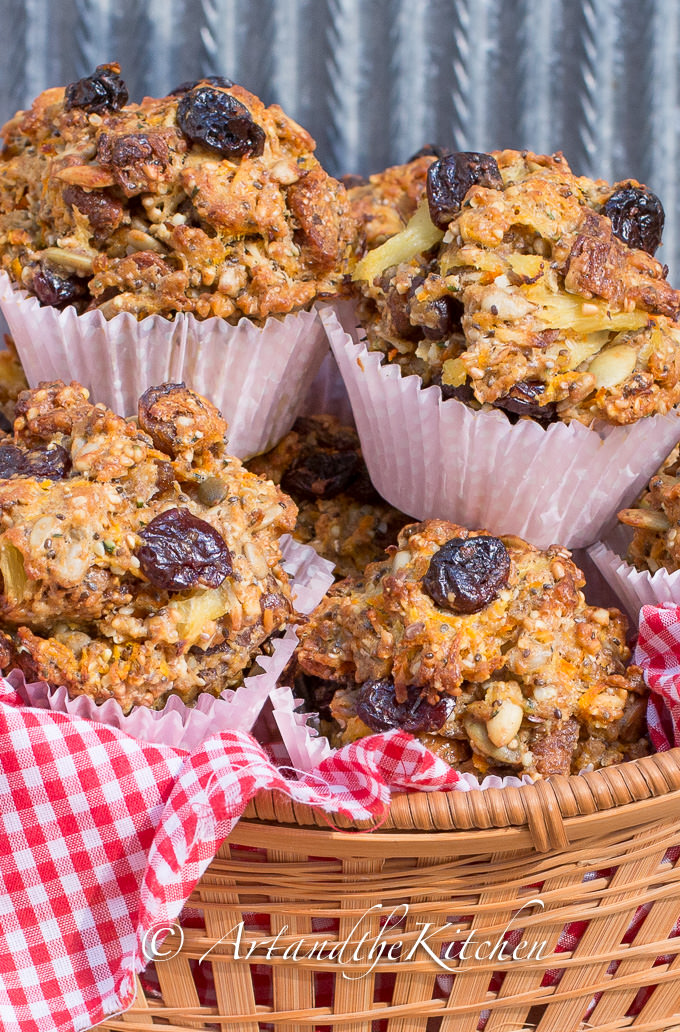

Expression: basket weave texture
xmin=95 ymin=750 xmax=680 ymax=1032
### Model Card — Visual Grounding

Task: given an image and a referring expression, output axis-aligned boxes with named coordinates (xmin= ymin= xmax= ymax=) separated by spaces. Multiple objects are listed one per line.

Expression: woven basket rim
xmin=240 ymin=745 xmax=680 ymax=851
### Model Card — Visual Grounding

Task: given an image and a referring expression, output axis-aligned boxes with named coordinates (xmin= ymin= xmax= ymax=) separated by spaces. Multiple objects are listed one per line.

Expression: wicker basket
xmin=95 ymin=750 xmax=680 ymax=1032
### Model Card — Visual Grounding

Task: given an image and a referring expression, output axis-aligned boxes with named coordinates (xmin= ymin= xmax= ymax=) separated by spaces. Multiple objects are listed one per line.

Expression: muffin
xmin=0 ymin=379 xmax=298 ymax=710
xmin=350 ymin=149 xmax=680 ymax=426
xmin=0 ymin=64 xmax=356 ymax=457
xmin=618 ymin=446 xmax=680 ymax=573
xmin=246 ymin=414 xmax=409 ymax=579
xmin=0 ymin=64 xmax=354 ymax=320
xmin=296 ymin=520 xmax=648 ymax=777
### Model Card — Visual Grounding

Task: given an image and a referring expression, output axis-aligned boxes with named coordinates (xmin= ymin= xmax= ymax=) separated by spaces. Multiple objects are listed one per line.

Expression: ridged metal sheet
xmin=0 ymin=0 xmax=679 ymax=275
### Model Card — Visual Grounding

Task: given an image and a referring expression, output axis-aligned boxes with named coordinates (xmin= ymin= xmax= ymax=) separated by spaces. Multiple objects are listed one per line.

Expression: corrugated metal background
xmin=0 ymin=0 xmax=679 ymax=274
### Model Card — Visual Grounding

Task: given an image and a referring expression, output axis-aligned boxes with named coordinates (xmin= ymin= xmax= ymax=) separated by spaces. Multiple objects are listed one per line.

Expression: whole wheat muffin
xmin=246 ymin=414 xmax=409 ymax=579
xmin=0 ymin=64 xmax=355 ymax=321
xmin=350 ymin=149 xmax=680 ymax=426
xmin=296 ymin=519 xmax=648 ymax=777
xmin=0 ymin=380 xmax=297 ymax=709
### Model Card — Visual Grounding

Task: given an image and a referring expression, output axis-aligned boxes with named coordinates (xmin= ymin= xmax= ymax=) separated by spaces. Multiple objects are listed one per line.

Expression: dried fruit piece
xmin=356 ymin=679 xmax=453 ymax=733
xmin=176 ymin=86 xmax=265 ymax=159
xmin=426 ymin=151 xmax=503 ymax=230
xmin=137 ymin=507 xmax=232 ymax=592
xmin=0 ymin=443 xmax=71 ymax=480
xmin=422 ymin=295 xmax=464 ymax=340
xmin=64 ymin=63 xmax=129 ymax=114
xmin=492 ymin=381 xmax=557 ymax=421
xmin=0 ymin=412 xmax=12 ymax=435
xmin=169 ymin=75 xmax=234 ymax=96
xmin=604 ymin=185 xmax=665 ymax=255
xmin=31 ymin=265 xmax=87 ymax=309
xmin=422 ymin=535 xmax=510 ymax=614
xmin=408 ymin=143 xmax=452 ymax=162
xmin=281 ymin=449 xmax=359 ymax=500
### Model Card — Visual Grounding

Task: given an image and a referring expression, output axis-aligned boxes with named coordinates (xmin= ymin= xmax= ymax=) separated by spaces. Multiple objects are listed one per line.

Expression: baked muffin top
xmin=350 ymin=149 xmax=680 ymax=426
xmin=247 ymin=414 xmax=409 ymax=579
xmin=296 ymin=519 xmax=646 ymax=776
xmin=0 ymin=64 xmax=355 ymax=322
xmin=0 ymin=380 xmax=297 ymax=709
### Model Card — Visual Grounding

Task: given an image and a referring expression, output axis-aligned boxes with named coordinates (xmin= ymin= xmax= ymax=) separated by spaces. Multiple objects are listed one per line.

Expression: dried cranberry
xmin=64 ymin=63 xmax=128 ymax=113
xmin=169 ymin=75 xmax=234 ymax=96
xmin=422 ymin=536 xmax=510 ymax=614
xmin=281 ymin=449 xmax=359 ymax=500
xmin=0 ymin=443 xmax=71 ymax=480
xmin=357 ymin=679 xmax=454 ymax=734
xmin=408 ymin=144 xmax=451 ymax=162
xmin=492 ymin=381 xmax=557 ymax=422
xmin=137 ymin=507 xmax=232 ymax=592
xmin=422 ymin=295 xmax=464 ymax=340
xmin=426 ymin=152 xmax=503 ymax=230
xmin=31 ymin=265 xmax=86 ymax=309
xmin=604 ymin=185 xmax=665 ymax=255
xmin=177 ymin=86 xmax=265 ymax=159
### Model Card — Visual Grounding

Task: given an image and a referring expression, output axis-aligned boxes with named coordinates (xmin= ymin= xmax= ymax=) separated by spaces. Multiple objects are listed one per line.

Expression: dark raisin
xmin=422 ymin=295 xmax=464 ymax=340
xmin=62 ymin=184 xmax=123 ymax=235
xmin=603 ymin=185 xmax=665 ymax=255
xmin=0 ymin=444 xmax=27 ymax=478
xmin=177 ymin=86 xmax=265 ymax=159
xmin=386 ymin=290 xmax=420 ymax=341
xmin=281 ymin=449 xmax=359 ymax=500
xmin=169 ymin=75 xmax=234 ymax=96
xmin=422 ymin=535 xmax=510 ymax=614
xmin=24 ymin=445 xmax=72 ymax=480
xmin=348 ymin=465 xmax=382 ymax=505
xmin=492 ymin=381 xmax=557 ymax=422
xmin=432 ymin=373 xmax=474 ymax=404
xmin=341 ymin=173 xmax=367 ymax=189
xmin=408 ymin=143 xmax=451 ymax=162
xmin=0 ymin=443 xmax=71 ymax=480
xmin=356 ymin=679 xmax=454 ymax=734
xmin=64 ymin=63 xmax=128 ymax=114
xmin=426 ymin=152 xmax=503 ymax=230
xmin=136 ymin=507 xmax=232 ymax=592
xmin=0 ymin=412 xmax=12 ymax=434
xmin=31 ymin=265 xmax=87 ymax=309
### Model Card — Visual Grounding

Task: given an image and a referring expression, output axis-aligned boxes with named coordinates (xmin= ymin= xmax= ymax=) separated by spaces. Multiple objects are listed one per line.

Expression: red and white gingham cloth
xmin=0 ymin=604 xmax=680 ymax=1032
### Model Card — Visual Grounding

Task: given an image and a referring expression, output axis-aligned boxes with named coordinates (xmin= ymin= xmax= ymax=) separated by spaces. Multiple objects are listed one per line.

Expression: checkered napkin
xmin=0 ymin=678 xmax=460 ymax=1032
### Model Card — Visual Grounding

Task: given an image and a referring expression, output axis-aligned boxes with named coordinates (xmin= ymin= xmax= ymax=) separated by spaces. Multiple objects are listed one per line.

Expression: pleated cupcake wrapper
xmin=321 ymin=304 xmax=680 ymax=550
xmin=299 ymin=329 xmax=354 ymax=424
xmin=0 ymin=271 xmax=328 ymax=460
xmin=588 ymin=525 xmax=680 ymax=628
xmin=11 ymin=536 xmax=335 ymax=750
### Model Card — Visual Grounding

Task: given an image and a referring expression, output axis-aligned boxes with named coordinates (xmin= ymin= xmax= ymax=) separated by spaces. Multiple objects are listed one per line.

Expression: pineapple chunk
xmin=0 ymin=542 xmax=27 ymax=603
xmin=169 ymin=585 xmax=231 ymax=644
xmin=442 ymin=357 xmax=467 ymax=388
xmin=353 ymin=200 xmax=444 ymax=283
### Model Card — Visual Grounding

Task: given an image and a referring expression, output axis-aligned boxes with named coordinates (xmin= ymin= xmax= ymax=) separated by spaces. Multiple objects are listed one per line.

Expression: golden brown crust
xmin=0 ymin=379 xmax=297 ymax=710
xmin=0 ymin=73 xmax=355 ymax=322
xmin=619 ymin=444 xmax=680 ymax=572
xmin=296 ymin=519 xmax=645 ymax=777
xmin=352 ymin=149 xmax=680 ymax=426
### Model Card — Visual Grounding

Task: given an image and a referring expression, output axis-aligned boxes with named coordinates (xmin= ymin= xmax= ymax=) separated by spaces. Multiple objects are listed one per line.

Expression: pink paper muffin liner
xmin=321 ymin=304 xmax=680 ymax=550
xmin=0 ymin=271 xmax=328 ymax=460
xmin=299 ymin=335 xmax=354 ymax=424
xmin=588 ymin=526 xmax=680 ymax=627
xmin=10 ymin=536 xmax=334 ymax=750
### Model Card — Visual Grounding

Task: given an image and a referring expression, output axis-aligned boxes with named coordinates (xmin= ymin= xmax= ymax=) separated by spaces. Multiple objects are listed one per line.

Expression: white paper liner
xmin=588 ymin=524 xmax=680 ymax=626
xmin=299 ymin=330 xmax=355 ymax=424
xmin=10 ymin=536 xmax=334 ymax=750
xmin=0 ymin=271 xmax=328 ymax=460
xmin=321 ymin=304 xmax=680 ymax=550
